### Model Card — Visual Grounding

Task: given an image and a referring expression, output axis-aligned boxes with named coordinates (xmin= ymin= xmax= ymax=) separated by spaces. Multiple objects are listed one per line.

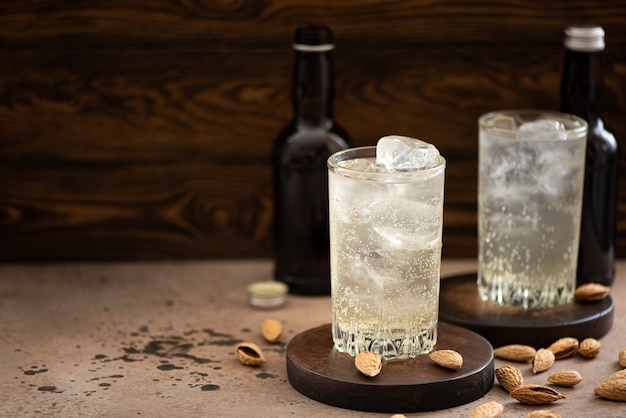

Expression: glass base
xmin=477 ymin=274 xmax=574 ymax=310
xmin=332 ymin=321 xmax=437 ymax=361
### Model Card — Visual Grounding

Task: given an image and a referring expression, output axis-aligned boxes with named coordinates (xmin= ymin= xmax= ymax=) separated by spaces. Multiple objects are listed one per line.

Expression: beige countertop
xmin=0 ymin=259 xmax=624 ymax=417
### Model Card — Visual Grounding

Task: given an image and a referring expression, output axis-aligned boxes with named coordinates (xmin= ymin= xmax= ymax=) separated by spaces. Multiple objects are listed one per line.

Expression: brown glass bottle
xmin=272 ymin=26 xmax=353 ymax=295
xmin=560 ymin=26 xmax=620 ymax=287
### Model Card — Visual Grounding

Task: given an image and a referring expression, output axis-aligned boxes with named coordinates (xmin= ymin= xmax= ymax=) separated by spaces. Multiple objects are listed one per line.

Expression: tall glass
xmin=478 ymin=110 xmax=588 ymax=309
xmin=328 ymin=146 xmax=445 ymax=360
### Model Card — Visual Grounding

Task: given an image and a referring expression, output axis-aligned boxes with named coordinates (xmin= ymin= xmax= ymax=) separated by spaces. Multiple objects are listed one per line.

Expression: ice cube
xmin=517 ymin=119 xmax=567 ymax=141
xmin=376 ymin=135 xmax=441 ymax=172
xmin=338 ymin=157 xmax=381 ymax=173
xmin=490 ymin=114 xmax=517 ymax=130
xmin=372 ymin=200 xmax=441 ymax=250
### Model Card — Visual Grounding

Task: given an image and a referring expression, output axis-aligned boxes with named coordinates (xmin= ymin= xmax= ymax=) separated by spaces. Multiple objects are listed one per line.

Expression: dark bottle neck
xmin=560 ymin=49 xmax=604 ymax=124
xmin=292 ymin=49 xmax=334 ymax=127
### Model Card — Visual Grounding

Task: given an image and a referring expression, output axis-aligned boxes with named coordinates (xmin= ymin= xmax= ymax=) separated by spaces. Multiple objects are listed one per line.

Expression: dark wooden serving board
xmin=439 ymin=273 xmax=614 ymax=348
xmin=286 ymin=322 xmax=494 ymax=413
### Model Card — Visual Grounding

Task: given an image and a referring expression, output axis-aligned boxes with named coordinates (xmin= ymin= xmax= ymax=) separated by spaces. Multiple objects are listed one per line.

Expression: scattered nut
xmin=236 ymin=342 xmax=266 ymax=366
xmin=510 ymin=384 xmax=565 ymax=405
xmin=548 ymin=337 xmax=579 ymax=360
xmin=355 ymin=352 xmax=382 ymax=377
xmin=525 ymin=410 xmax=562 ymax=418
xmin=532 ymin=348 xmax=555 ymax=374
xmin=471 ymin=400 xmax=504 ymax=418
xmin=261 ymin=319 xmax=282 ymax=343
xmin=428 ymin=349 xmax=463 ymax=370
xmin=594 ymin=369 xmax=626 ymax=401
xmin=578 ymin=337 xmax=601 ymax=358
xmin=619 ymin=347 xmax=626 ymax=368
xmin=574 ymin=283 xmax=610 ymax=302
xmin=496 ymin=365 xmax=524 ymax=392
xmin=547 ymin=369 xmax=582 ymax=387
xmin=494 ymin=344 xmax=536 ymax=362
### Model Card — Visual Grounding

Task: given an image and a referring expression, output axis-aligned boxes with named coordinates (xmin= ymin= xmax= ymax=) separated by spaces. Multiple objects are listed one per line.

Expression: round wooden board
xmin=286 ymin=322 xmax=494 ymax=413
xmin=439 ymin=273 xmax=614 ymax=348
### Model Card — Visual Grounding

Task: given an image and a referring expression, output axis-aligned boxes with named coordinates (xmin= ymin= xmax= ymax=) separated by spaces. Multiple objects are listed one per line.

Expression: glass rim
xmin=327 ymin=146 xmax=446 ymax=183
xmin=479 ymin=109 xmax=588 ymax=141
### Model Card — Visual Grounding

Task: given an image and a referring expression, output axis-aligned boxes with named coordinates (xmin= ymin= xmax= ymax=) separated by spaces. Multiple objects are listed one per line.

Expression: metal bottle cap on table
xmin=248 ymin=281 xmax=288 ymax=308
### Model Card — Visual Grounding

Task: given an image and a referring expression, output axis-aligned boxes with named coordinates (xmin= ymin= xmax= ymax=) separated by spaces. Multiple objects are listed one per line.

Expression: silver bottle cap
xmin=248 ymin=281 xmax=288 ymax=309
xmin=564 ymin=26 xmax=605 ymax=52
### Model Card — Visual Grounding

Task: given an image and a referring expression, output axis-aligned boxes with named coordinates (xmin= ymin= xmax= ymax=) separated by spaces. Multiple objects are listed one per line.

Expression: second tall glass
xmin=478 ymin=110 xmax=588 ymax=309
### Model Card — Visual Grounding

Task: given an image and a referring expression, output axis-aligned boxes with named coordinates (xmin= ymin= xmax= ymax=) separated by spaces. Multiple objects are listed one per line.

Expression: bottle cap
xmin=293 ymin=25 xmax=334 ymax=52
xmin=248 ymin=281 xmax=288 ymax=309
xmin=564 ymin=25 xmax=605 ymax=52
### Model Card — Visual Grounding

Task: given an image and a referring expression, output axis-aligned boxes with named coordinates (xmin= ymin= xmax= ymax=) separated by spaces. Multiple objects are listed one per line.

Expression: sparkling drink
xmin=478 ymin=110 xmax=587 ymax=309
xmin=327 ymin=139 xmax=445 ymax=360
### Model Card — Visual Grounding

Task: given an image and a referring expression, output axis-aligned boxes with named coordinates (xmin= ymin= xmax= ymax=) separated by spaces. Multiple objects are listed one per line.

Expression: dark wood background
xmin=1 ymin=1 xmax=625 ymax=261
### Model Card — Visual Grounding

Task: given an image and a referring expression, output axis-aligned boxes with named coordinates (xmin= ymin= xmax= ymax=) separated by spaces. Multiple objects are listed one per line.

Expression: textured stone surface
xmin=0 ymin=260 xmax=624 ymax=416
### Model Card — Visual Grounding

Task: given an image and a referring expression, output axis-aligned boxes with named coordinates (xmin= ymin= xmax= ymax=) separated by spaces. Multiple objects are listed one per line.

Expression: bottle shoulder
xmin=273 ymin=122 xmax=352 ymax=151
xmin=585 ymin=120 xmax=619 ymax=166
xmin=588 ymin=120 xmax=619 ymax=151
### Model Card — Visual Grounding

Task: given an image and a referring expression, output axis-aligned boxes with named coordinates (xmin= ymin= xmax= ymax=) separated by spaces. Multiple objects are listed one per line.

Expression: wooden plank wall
xmin=1 ymin=1 xmax=625 ymax=261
